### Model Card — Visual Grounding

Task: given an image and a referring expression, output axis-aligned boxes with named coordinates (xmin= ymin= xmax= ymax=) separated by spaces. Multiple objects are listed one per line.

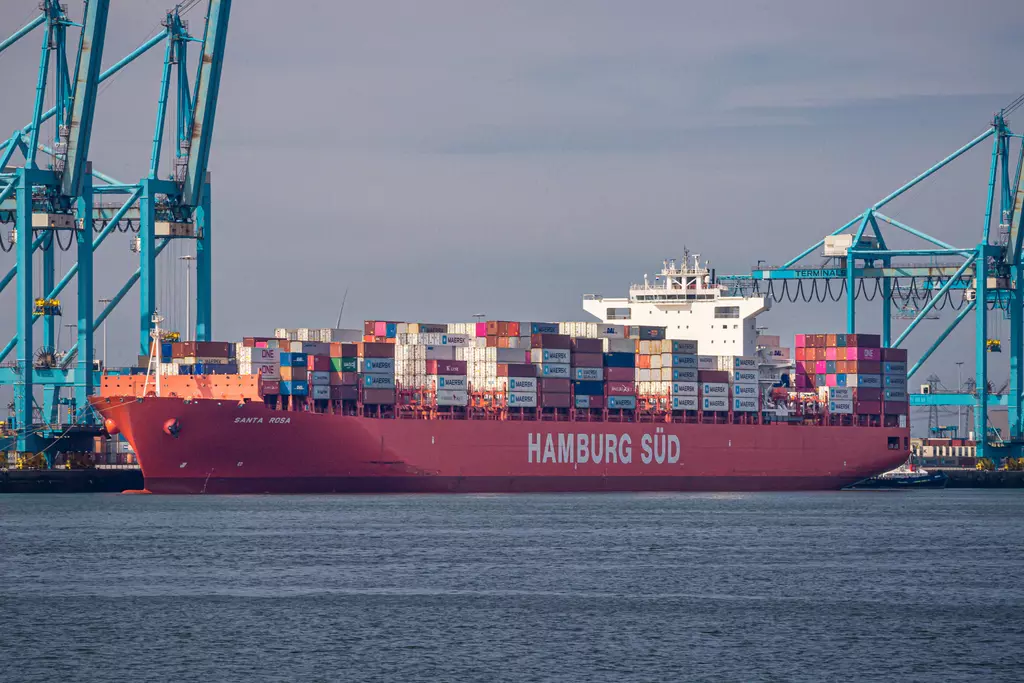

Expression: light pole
xmin=180 ymin=255 xmax=196 ymax=342
xmin=956 ymin=361 xmax=964 ymax=437
xmin=98 ymin=298 xmax=113 ymax=367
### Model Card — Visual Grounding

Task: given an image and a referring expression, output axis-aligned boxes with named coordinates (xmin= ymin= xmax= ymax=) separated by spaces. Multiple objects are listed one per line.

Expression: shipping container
xmin=607 ymin=395 xmax=637 ymax=410
xmin=280 ymin=366 xmax=308 ymax=382
xmin=883 ymin=401 xmax=909 ymax=415
xmin=500 ymin=377 xmax=538 ymax=392
xmin=732 ymin=369 xmax=758 ymax=385
xmin=573 ymin=367 xmax=603 ymax=381
xmin=671 ymin=381 xmax=698 ymax=396
xmin=665 ymin=354 xmax=697 ymax=368
xmin=539 ymin=378 xmax=571 ymax=393
xmin=330 ymin=371 xmax=358 ymax=386
xmin=497 ymin=363 xmax=537 ymax=378
xmin=435 ymin=390 xmax=469 ymax=406
xmin=279 ymin=352 xmax=308 ymax=368
xmin=425 ymin=359 xmax=467 ymax=376
xmin=884 ymin=375 xmax=907 ymax=388
xmin=671 ymin=395 xmax=699 ymax=411
xmin=536 ymin=363 xmax=571 ymax=378
xmin=540 ymin=392 xmax=572 ymax=409
xmin=883 ymin=361 xmax=907 ymax=375
xmin=698 ymin=370 xmax=729 ymax=383
xmin=529 ymin=322 xmax=560 ymax=335
xmin=260 ymin=380 xmax=280 ymax=396
xmin=732 ymin=383 xmax=758 ymax=397
xmin=854 ymin=400 xmax=882 ymax=415
xmin=848 ymin=374 xmax=882 ymax=388
xmin=603 ymin=352 xmax=635 ymax=368
xmin=696 ymin=355 xmax=718 ymax=370
xmin=701 ymin=396 xmax=729 ymax=411
xmin=603 ymin=338 xmax=635 ymax=354
xmin=604 ymin=366 xmax=634 ymax=382
xmin=884 ymin=388 xmax=908 ymax=401
xmin=508 ymin=391 xmax=538 ymax=408
xmin=310 ymin=385 xmax=330 ymax=400
xmin=530 ymin=333 xmax=571 ymax=349
xmin=605 ymin=381 xmax=635 ymax=396
xmin=362 ymin=388 xmax=396 ymax=404
xmin=829 ymin=399 xmax=853 ymax=414
xmin=671 ymin=368 xmax=699 ymax=382
xmin=573 ymin=380 xmax=604 ymax=396
xmin=310 ymin=371 xmax=330 ymax=386
xmin=701 ymin=382 xmax=729 ymax=397
xmin=358 ymin=342 xmax=394 ymax=359
xmin=330 ymin=357 xmax=358 ymax=373
xmin=571 ymin=352 xmax=603 ymax=368
xmin=363 ymin=373 xmax=397 ymax=389
xmin=575 ymin=394 xmax=605 ymax=409
xmin=670 ymin=339 xmax=699 ymax=354
xmin=530 ymin=348 xmax=571 ymax=364
xmin=360 ymin=357 xmax=396 ymax=374
xmin=571 ymin=338 xmax=603 ymax=354
xmin=636 ymin=326 xmax=666 ymax=340
xmin=330 ymin=385 xmax=358 ymax=401
xmin=280 ymin=380 xmax=309 ymax=396
xmin=733 ymin=397 xmax=758 ymax=412
xmin=882 ymin=347 xmax=908 ymax=361
xmin=432 ymin=375 xmax=468 ymax=391
xmin=596 ymin=324 xmax=626 ymax=339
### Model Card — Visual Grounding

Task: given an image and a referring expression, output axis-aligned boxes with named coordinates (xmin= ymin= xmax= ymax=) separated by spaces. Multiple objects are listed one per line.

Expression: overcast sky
xmin=2 ymin=0 xmax=1024 ymax=422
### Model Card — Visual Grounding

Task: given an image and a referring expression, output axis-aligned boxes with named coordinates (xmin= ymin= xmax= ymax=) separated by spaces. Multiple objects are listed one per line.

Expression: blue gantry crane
xmin=0 ymin=0 xmax=231 ymax=462
xmin=722 ymin=100 xmax=1024 ymax=465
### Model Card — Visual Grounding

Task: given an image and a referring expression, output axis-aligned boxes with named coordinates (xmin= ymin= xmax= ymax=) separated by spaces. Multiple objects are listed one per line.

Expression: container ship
xmin=91 ymin=255 xmax=910 ymax=494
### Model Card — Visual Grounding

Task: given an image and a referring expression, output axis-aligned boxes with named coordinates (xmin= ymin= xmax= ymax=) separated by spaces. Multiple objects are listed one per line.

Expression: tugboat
xmin=848 ymin=460 xmax=948 ymax=490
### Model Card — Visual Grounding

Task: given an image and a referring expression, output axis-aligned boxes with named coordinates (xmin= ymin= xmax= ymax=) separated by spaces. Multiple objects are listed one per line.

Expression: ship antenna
xmin=141 ymin=312 xmax=164 ymax=399
xmin=336 ymin=285 xmax=350 ymax=329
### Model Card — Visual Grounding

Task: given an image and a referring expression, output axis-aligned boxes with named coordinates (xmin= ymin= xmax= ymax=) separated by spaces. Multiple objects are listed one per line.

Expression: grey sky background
xmin=2 ymin=0 xmax=1024 ymax=415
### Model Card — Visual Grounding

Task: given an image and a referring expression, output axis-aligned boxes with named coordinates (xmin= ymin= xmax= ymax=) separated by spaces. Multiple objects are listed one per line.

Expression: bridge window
xmin=715 ymin=306 xmax=740 ymax=319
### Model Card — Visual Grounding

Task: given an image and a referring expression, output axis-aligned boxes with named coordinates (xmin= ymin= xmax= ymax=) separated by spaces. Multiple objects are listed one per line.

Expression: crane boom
xmin=181 ymin=0 xmax=231 ymax=207
xmin=61 ymin=0 xmax=109 ymax=198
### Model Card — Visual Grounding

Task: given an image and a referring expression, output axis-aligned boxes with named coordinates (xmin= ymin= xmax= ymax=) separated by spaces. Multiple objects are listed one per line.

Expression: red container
xmin=826 ymin=334 xmax=839 ymax=347
xmin=882 ymin=347 xmax=908 ymax=361
xmin=540 ymin=392 xmax=571 ymax=408
xmin=330 ymin=372 xmax=358 ymax=386
xmin=358 ymin=342 xmax=394 ymax=358
xmin=508 ymin=322 xmax=521 ymax=337
xmin=883 ymin=401 xmax=909 ymax=415
xmin=362 ymin=388 xmax=396 ymax=404
xmin=260 ymin=379 xmax=280 ymax=396
xmin=795 ymin=347 xmax=807 ymax=361
xmin=486 ymin=335 xmax=499 ymax=348
xmin=330 ymin=342 xmax=358 ymax=358
xmin=854 ymin=400 xmax=881 ymax=415
xmin=812 ymin=334 xmax=827 ymax=348
xmin=540 ymin=378 xmax=571 ymax=393
xmin=307 ymin=355 xmax=331 ymax=372
xmin=858 ymin=360 xmax=882 ymax=374
xmin=835 ymin=347 xmax=847 ymax=361
xmin=853 ymin=388 xmax=882 ymax=402
xmin=331 ymin=385 xmax=359 ymax=401
xmin=603 ymin=367 xmax=633 ymax=382
xmin=531 ymin=333 xmax=571 ymax=349
xmin=426 ymin=359 xmax=467 ymax=376
xmin=193 ymin=341 xmax=232 ymax=358
xmin=606 ymin=381 xmax=636 ymax=395
xmin=363 ymin=321 xmax=375 ymax=335
xmin=571 ymin=352 xmax=603 ymax=368
xmin=486 ymin=321 xmax=499 ymax=335
xmin=698 ymin=370 xmax=730 ymax=383
xmin=571 ymin=338 xmax=603 ymax=353
xmin=497 ymin=363 xmax=536 ymax=378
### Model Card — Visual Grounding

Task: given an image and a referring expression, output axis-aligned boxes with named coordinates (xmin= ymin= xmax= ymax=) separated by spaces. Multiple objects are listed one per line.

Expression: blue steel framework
xmin=722 ymin=112 xmax=1024 ymax=465
xmin=0 ymin=1 xmax=230 ymax=458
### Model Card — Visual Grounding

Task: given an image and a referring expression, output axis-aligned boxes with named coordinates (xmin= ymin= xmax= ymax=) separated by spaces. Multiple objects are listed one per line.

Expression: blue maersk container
xmin=572 ymin=380 xmax=604 ymax=396
xmin=280 ymin=352 xmax=308 ymax=368
xmin=385 ymin=322 xmax=398 ymax=338
xmin=280 ymin=380 xmax=309 ymax=396
xmin=603 ymin=352 xmax=635 ymax=368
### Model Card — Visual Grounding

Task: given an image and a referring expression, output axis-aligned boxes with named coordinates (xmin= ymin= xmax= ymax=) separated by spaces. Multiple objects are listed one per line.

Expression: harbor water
xmin=1 ymin=490 xmax=1022 ymax=682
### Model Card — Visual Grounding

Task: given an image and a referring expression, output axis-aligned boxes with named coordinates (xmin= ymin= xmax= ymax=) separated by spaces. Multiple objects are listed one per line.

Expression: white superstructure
xmin=582 ymin=252 xmax=769 ymax=356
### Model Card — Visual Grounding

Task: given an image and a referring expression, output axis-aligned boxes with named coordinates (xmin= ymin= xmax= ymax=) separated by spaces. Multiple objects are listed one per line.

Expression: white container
xmin=508 ymin=391 xmax=538 ymax=408
xmin=310 ymin=371 xmax=330 ymax=386
xmin=359 ymin=358 xmax=395 ymax=373
xmin=252 ymin=363 xmax=280 ymax=379
xmin=290 ymin=341 xmax=329 ymax=355
xmin=649 ymin=354 xmax=663 ymax=370
xmin=671 ymin=381 xmax=698 ymax=396
xmin=432 ymin=375 xmax=468 ymax=391
xmin=660 ymin=367 xmax=673 ymax=382
xmin=732 ymin=369 xmax=759 ymax=385
xmin=828 ymin=387 xmax=854 ymax=401
xmin=733 ymin=356 xmax=758 ymax=370
xmin=732 ymin=383 xmax=758 ymax=397
xmin=310 ymin=385 xmax=331 ymax=400
xmin=159 ymin=363 xmax=179 ymax=376
xmin=848 ymin=374 xmax=882 ymax=388
xmin=829 ymin=399 xmax=854 ymax=414
xmin=667 ymin=354 xmax=697 ymax=369
xmin=672 ymin=396 xmax=699 ymax=410
xmin=671 ymin=368 xmax=698 ymax=382
xmin=702 ymin=396 xmax=729 ymax=411
xmin=733 ymin=397 xmax=759 ymax=412
xmin=603 ymin=338 xmax=635 ymax=354
xmin=701 ymin=382 xmax=729 ymax=397
xmin=536 ymin=363 xmax=570 ymax=378
xmin=362 ymin=373 xmax=396 ymax=389
xmin=597 ymin=324 xmax=626 ymax=339
xmin=440 ymin=333 xmax=471 ymax=346
xmin=636 ymin=368 xmax=653 ymax=383
xmin=671 ymin=340 xmax=699 ymax=355
xmin=697 ymin=355 xmax=718 ymax=370
xmin=250 ymin=347 xmax=280 ymax=364
xmin=531 ymin=348 xmax=570 ymax=364
xmin=435 ymin=389 xmax=469 ymax=406
xmin=499 ymin=377 xmax=537 ymax=392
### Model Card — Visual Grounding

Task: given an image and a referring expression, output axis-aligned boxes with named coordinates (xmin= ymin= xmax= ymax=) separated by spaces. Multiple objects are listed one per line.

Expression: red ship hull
xmin=92 ymin=396 xmax=909 ymax=494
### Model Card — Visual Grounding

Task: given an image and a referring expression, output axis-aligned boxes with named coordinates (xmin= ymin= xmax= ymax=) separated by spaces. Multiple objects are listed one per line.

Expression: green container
xmin=331 ymin=357 xmax=357 ymax=372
